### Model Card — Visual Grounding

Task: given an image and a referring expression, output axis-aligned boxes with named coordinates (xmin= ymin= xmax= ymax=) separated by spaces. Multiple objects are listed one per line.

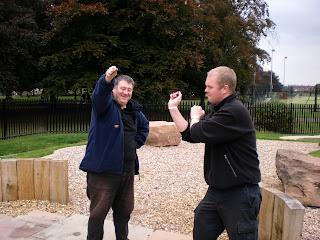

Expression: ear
xmin=223 ymin=85 xmax=230 ymax=94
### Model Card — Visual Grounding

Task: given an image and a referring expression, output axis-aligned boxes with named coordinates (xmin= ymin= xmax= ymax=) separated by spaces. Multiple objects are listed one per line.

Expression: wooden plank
xmin=272 ymin=192 xmax=285 ymax=240
xmin=0 ymin=159 xmax=18 ymax=201
xmin=272 ymin=193 xmax=305 ymax=240
xmin=50 ymin=160 xmax=69 ymax=204
xmin=17 ymin=159 xmax=35 ymax=200
xmin=34 ymin=158 xmax=50 ymax=201
xmin=258 ymin=185 xmax=282 ymax=240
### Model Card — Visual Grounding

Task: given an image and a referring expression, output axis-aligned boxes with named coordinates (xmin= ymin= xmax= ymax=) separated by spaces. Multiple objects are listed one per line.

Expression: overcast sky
xmin=258 ymin=0 xmax=320 ymax=86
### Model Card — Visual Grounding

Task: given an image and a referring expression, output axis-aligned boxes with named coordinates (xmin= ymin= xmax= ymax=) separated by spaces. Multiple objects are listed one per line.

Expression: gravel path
xmin=0 ymin=140 xmax=319 ymax=239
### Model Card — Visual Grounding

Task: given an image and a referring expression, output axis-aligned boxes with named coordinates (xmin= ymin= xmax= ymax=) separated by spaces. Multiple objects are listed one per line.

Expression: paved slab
xmin=31 ymin=214 xmax=154 ymax=240
xmin=0 ymin=218 xmax=44 ymax=240
xmin=0 ymin=210 xmax=192 ymax=240
xmin=16 ymin=210 xmax=68 ymax=229
xmin=147 ymin=230 xmax=192 ymax=240
xmin=29 ymin=214 xmax=87 ymax=240
xmin=0 ymin=214 xmax=11 ymax=222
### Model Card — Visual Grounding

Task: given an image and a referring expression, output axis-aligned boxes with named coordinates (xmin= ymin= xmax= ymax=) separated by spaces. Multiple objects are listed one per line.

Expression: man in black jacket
xmin=168 ymin=66 xmax=262 ymax=240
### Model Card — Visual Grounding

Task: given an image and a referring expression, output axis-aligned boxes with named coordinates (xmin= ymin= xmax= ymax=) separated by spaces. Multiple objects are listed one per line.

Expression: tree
xmin=131 ymin=0 xmax=275 ymax=99
xmin=272 ymin=74 xmax=283 ymax=92
xmin=191 ymin=0 xmax=274 ymax=96
xmin=39 ymin=0 xmax=109 ymax=98
xmin=116 ymin=0 xmax=205 ymax=100
xmin=40 ymin=0 xmax=275 ymax=100
xmin=255 ymin=70 xmax=282 ymax=95
xmin=40 ymin=0 xmax=203 ymax=99
xmin=0 ymin=0 xmax=42 ymax=98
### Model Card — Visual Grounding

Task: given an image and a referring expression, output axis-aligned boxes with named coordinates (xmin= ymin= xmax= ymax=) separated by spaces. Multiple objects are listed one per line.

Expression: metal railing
xmin=1 ymin=99 xmax=319 ymax=140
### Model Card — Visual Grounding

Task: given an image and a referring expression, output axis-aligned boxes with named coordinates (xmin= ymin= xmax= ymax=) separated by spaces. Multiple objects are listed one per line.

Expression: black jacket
xmin=181 ymin=93 xmax=261 ymax=189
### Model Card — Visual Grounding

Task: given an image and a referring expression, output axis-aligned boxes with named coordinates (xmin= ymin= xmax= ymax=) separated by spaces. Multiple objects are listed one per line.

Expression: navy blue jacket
xmin=79 ymin=75 xmax=149 ymax=175
xmin=182 ymin=93 xmax=261 ymax=189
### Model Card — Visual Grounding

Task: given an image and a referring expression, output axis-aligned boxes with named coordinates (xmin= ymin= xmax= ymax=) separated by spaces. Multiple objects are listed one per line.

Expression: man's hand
xmin=167 ymin=91 xmax=188 ymax=132
xmin=105 ymin=66 xmax=118 ymax=82
xmin=189 ymin=105 xmax=205 ymax=128
xmin=190 ymin=106 xmax=205 ymax=120
xmin=168 ymin=91 xmax=182 ymax=108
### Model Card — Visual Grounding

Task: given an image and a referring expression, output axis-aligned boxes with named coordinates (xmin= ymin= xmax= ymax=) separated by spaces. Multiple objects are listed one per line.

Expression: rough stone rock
xmin=276 ymin=149 xmax=320 ymax=207
xmin=145 ymin=121 xmax=181 ymax=147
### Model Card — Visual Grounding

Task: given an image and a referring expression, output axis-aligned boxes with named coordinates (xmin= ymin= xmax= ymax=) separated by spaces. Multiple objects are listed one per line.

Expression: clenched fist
xmin=105 ymin=66 xmax=118 ymax=82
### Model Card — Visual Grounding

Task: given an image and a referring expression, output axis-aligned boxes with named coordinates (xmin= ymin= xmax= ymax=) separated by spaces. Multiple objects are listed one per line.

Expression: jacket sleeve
xmin=135 ymin=112 xmax=149 ymax=149
xmin=181 ymin=124 xmax=201 ymax=143
xmin=190 ymin=105 xmax=251 ymax=144
xmin=91 ymin=74 xmax=115 ymax=117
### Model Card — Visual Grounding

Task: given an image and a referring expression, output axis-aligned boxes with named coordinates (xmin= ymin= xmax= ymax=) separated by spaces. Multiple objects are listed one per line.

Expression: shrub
xmin=250 ymin=101 xmax=294 ymax=133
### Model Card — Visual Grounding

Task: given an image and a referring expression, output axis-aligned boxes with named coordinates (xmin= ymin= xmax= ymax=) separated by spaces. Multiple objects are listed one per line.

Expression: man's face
xmin=205 ymin=75 xmax=227 ymax=105
xmin=112 ymin=80 xmax=133 ymax=108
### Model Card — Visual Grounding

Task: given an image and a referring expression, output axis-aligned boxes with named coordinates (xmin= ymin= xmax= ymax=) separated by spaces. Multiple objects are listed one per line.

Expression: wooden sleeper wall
xmin=258 ymin=183 xmax=305 ymax=240
xmin=0 ymin=158 xmax=68 ymax=204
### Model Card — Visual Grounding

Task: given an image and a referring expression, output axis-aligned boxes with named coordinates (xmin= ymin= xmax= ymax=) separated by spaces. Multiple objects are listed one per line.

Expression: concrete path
xmin=280 ymin=135 xmax=320 ymax=140
xmin=0 ymin=210 xmax=192 ymax=240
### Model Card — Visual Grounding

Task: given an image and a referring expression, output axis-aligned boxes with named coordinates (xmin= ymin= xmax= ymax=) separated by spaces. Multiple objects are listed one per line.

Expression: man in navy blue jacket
xmin=168 ymin=66 xmax=261 ymax=240
xmin=80 ymin=66 xmax=149 ymax=240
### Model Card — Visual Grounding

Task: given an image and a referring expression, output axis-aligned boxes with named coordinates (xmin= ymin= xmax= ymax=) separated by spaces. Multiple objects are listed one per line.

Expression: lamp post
xmin=270 ymin=49 xmax=275 ymax=97
xmin=283 ymin=57 xmax=287 ymax=87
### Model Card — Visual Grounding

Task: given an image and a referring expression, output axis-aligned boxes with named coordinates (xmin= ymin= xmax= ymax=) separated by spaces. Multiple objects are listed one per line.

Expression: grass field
xmin=0 ymin=95 xmax=83 ymax=100
xmin=0 ymin=133 xmax=88 ymax=158
xmin=281 ymin=95 xmax=318 ymax=105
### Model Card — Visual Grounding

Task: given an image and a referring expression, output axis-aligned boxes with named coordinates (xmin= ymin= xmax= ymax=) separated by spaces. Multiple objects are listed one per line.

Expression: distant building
xmin=285 ymin=85 xmax=316 ymax=92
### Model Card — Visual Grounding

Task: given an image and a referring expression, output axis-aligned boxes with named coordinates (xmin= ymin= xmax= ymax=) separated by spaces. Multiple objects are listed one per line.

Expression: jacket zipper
xmin=224 ymin=154 xmax=238 ymax=177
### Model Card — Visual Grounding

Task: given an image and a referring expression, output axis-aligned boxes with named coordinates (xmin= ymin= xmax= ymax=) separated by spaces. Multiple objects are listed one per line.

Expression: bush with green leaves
xmin=250 ymin=101 xmax=294 ymax=133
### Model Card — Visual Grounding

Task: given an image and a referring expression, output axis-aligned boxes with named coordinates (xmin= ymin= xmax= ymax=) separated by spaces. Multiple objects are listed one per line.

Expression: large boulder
xmin=276 ymin=149 xmax=320 ymax=207
xmin=146 ymin=121 xmax=181 ymax=147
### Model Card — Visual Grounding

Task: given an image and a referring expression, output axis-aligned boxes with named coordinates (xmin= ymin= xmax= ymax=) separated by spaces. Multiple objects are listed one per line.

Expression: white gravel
xmin=0 ymin=139 xmax=319 ymax=239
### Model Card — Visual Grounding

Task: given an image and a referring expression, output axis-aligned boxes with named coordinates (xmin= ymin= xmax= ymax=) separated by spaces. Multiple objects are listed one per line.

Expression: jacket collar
xmin=112 ymin=96 xmax=143 ymax=112
xmin=209 ymin=92 xmax=238 ymax=112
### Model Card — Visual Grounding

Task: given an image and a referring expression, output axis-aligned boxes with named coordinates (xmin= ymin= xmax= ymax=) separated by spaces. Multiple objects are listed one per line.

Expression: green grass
xmin=0 ymin=95 xmax=41 ymax=100
xmin=0 ymin=95 xmax=83 ymax=100
xmin=281 ymin=95 xmax=318 ymax=105
xmin=310 ymin=151 xmax=320 ymax=158
xmin=0 ymin=133 xmax=88 ymax=159
xmin=0 ymin=132 xmax=319 ymax=159
xmin=255 ymin=132 xmax=291 ymax=140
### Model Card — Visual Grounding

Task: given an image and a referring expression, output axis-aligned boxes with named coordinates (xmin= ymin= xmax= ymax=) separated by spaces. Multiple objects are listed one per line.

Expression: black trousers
xmin=86 ymin=172 xmax=134 ymax=240
xmin=193 ymin=184 xmax=262 ymax=240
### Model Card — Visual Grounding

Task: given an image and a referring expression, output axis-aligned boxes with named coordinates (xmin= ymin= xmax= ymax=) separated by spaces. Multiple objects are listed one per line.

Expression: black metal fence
xmin=245 ymin=102 xmax=320 ymax=135
xmin=1 ymin=99 xmax=92 ymax=140
xmin=1 ymin=99 xmax=319 ymax=140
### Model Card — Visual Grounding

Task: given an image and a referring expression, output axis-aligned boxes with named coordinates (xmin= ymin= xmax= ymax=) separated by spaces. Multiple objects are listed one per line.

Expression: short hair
xmin=207 ymin=66 xmax=237 ymax=92
xmin=114 ymin=75 xmax=135 ymax=88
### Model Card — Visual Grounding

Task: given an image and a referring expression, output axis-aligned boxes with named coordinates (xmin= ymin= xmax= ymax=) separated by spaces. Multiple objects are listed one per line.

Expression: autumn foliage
xmin=0 ymin=0 xmax=275 ymax=99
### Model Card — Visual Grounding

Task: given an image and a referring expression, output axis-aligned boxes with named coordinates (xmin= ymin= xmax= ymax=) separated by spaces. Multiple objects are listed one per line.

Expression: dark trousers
xmin=86 ymin=172 xmax=134 ymax=240
xmin=193 ymin=184 xmax=262 ymax=240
